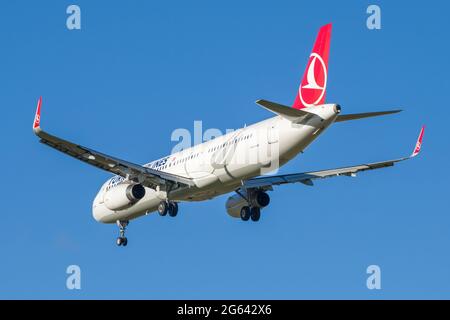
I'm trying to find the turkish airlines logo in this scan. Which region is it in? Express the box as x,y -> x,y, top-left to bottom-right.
299,52 -> 327,107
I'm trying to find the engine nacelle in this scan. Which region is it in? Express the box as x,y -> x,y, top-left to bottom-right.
225,190 -> 270,218
225,193 -> 249,218
104,183 -> 146,211
254,191 -> 270,208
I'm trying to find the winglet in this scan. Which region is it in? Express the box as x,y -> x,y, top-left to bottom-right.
33,97 -> 42,132
411,126 -> 425,158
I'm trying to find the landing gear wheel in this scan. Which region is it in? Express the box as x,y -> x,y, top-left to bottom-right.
250,207 -> 261,222
116,220 -> 129,247
116,237 -> 128,246
168,202 -> 179,217
240,206 -> 251,221
158,201 -> 168,216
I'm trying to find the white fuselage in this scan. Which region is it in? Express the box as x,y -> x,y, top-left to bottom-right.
92,104 -> 339,223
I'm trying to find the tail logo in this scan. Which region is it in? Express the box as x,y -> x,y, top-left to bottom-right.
299,53 -> 328,107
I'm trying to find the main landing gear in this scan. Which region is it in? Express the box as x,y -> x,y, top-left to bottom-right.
239,190 -> 269,222
116,220 -> 129,247
157,201 -> 179,217
240,206 -> 261,222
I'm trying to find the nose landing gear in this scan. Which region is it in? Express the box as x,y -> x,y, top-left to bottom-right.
116,220 -> 129,247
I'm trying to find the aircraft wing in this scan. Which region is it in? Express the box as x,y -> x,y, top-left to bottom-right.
244,126 -> 425,189
32,98 -> 195,189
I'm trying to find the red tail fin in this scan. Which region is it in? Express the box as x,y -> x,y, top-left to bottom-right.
292,24 -> 332,110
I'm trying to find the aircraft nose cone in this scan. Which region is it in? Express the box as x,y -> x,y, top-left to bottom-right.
92,200 -> 108,223
92,205 -> 102,222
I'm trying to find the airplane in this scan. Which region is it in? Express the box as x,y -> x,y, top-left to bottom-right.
33,24 -> 425,247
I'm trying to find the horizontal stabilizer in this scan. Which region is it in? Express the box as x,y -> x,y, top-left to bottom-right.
256,99 -> 315,121
335,110 -> 402,122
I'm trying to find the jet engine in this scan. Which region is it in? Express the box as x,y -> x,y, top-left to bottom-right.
225,193 -> 249,218
104,183 -> 146,211
225,190 -> 270,218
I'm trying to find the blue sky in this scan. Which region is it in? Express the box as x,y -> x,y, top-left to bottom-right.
0,0 -> 449,299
